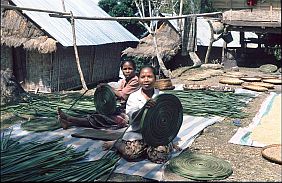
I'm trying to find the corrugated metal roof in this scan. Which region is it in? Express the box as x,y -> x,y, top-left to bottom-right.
11,0 -> 139,47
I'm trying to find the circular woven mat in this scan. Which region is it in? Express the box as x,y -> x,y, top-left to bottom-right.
94,84 -> 116,115
241,83 -> 268,92
240,77 -> 261,82
183,84 -> 206,91
262,78 -> 282,84
21,117 -> 61,132
219,78 -> 244,85
206,85 -> 235,92
167,151 -> 233,180
223,72 -> 247,78
249,82 -> 274,89
141,94 -> 183,147
261,144 -> 282,164
259,75 -> 279,80
259,64 -> 278,73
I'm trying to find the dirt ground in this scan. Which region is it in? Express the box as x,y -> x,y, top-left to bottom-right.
107,66 -> 282,182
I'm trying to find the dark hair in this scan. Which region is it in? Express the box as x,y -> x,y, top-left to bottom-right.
138,65 -> 157,78
120,60 -> 136,70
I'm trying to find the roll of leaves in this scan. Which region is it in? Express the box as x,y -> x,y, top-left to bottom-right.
141,94 -> 183,147
94,84 -> 116,115
21,117 -> 61,132
167,151 -> 233,180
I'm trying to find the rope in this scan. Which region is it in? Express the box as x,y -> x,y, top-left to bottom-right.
167,151 -> 233,180
94,84 -> 116,115
140,93 -> 183,147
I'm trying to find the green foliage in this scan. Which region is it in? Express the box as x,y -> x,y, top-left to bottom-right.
98,0 -> 146,38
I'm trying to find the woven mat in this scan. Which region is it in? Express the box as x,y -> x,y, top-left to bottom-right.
261,144 -> 282,164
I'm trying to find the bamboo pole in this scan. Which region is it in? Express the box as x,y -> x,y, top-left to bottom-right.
70,11 -> 88,91
49,11 -> 223,21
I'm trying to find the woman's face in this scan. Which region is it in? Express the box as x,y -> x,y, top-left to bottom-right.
122,62 -> 135,79
139,67 -> 156,90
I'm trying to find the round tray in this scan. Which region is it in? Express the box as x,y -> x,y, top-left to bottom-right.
241,83 -> 268,92
261,144 -> 282,164
219,78 -> 244,85
262,78 -> 282,84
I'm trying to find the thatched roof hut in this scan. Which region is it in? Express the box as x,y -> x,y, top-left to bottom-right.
1,0 -> 139,93
122,22 -> 181,63
1,9 -> 57,53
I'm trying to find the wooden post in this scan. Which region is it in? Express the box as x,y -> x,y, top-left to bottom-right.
181,17 -> 189,56
70,11 -> 88,90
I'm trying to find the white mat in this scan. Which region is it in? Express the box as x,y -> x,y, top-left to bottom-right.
3,115 -> 224,181
228,92 -> 279,147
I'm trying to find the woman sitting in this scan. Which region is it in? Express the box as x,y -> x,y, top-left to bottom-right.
103,65 -> 181,164
57,60 -> 140,130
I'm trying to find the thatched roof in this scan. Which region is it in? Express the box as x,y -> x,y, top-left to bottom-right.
122,22 -> 181,62
1,8 -> 57,53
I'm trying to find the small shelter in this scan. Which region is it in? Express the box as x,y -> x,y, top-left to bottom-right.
1,0 -> 139,93
122,22 -> 181,64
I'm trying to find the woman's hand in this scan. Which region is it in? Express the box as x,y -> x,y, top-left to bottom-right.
144,99 -> 157,108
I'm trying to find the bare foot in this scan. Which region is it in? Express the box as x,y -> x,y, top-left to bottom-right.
57,107 -> 68,120
58,116 -> 70,130
102,141 -> 115,151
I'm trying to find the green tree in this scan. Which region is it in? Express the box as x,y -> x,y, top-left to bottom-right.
98,0 -> 146,38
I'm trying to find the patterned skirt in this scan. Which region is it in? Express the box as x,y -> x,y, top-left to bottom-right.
118,139 -> 172,164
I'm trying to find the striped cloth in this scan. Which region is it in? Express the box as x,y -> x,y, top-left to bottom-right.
3,115 -> 223,181
229,92 -> 280,147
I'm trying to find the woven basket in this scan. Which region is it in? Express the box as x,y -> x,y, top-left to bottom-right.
249,82 -> 274,89
262,78 -> 282,84
241,83 -> 268,92
154,79 -> 175,90
261,144 -> 282,164
240,77 -> 261,82
219,78 -> 244,85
